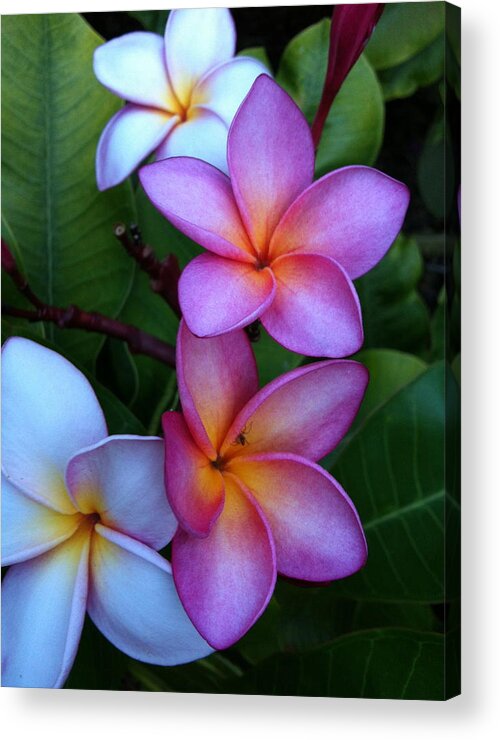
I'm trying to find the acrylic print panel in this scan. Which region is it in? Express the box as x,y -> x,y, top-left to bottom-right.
1,2 -> 460,699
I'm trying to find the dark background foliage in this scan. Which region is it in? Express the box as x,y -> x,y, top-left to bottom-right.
2,3 -> 461,699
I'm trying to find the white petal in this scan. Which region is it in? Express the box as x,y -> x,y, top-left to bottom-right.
165,8 -> 236,108
88,525 -> 212,665
155,108 -> 229,174
1,338 -> 107,514
94,31 -> 180,112
1,474 -> 83,566
65,435 -> 176,551
192,57 -> 271,127
96,104 -> 179,190
1,527 -> 90,688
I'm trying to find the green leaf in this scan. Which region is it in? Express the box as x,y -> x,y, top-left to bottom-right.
128,9 -> 169,34
238,46 -> 272,72
378,35 -> 445,101
365,2 -> 445,71
355,234 -> 430,354
418,113 -> 455,219
128,653 -> 243,693
328,363 -> 460,603
1,14 -> 136,369
228,629 -> 446,700
252,327 -> 303,387
277,19 -> 384,176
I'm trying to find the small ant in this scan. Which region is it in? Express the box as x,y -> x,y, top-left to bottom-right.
231,422 -> 253,447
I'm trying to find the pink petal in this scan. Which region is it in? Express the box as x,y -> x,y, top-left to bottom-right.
96,104 -> 178,190
88,524 -> 212,665
155,107 -> 229,174
192,56 -> 270,127
228,453 -> 367,581
163,412 -> 225,537
269,166 -> 410,278
139,157 -> 255,262
1,525 -> 90,688
176,320 -> 259,458
220,359 -> 368,463
262,253 -> 364,357
178,253 -> 276,338
165,8 -> 236,109
93,31 -> 180,112
172,473 -> 276,649
65,436 -> 176,550
227,75 -> 314,255
2,337 -> 106,515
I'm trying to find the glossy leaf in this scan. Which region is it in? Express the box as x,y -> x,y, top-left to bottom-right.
378,35 -> 444,101
328,363 -> 460,603
128,9 -> 169,34
355,234 -> 430,353
277,19 -> 384,176
365,1 -> 445,71
1,14 -> 135,368
229,629 -> 447,699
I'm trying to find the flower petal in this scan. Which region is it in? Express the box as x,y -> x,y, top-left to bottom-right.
139,157 -> 255,262
96,104 -> 178,190
172,473 -> 276,649
269,166 -> 410,278
192,56 -> 270,127
94,32 -> 180,112
221,359 -> 368,463
179,253 -> 276,338
65,436 -> 176,550
227,75 -> 314,255
155,107 -> 229,174
228,453 -> 367,581
163,412 -> 225,537
1,525 -> 90,688
176,320 -> 259,457
2,475 -> 83,566
165,8 -> 236,108
1,337 -> 106,514
262,253 -> 364,357
88,524 -> 212,665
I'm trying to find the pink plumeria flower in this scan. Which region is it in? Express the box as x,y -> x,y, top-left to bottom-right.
94,8 -> 269,189
163,321 -> 368,649
1,338 -> 211,689
140,75 -> 410,359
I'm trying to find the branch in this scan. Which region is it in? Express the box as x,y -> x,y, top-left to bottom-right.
114,223 -> 181,317
1,239 -> 176,368
311,3 -> 385,149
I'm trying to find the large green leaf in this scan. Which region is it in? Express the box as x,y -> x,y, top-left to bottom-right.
277,20 -> 384,176
229,629 -> 447,700
418,113 -> 455,219
365,2 -> 445,71
1,14 -> 135,369
355,234 -> 430,354
328,363 -> 460,603
378,35 -> 445,101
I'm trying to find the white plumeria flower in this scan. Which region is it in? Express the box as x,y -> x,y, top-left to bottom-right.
1,337 -> 211,688
94,7 -> 270,190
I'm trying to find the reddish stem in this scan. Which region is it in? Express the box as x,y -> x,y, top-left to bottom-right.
114,223 -> 181,317
2,239 -> 176,368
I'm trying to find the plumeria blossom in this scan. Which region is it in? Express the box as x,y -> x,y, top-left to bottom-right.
140,75 -> 410,359
1,337 -> 211,689
163,321 -> 368,649
94,8 -> 269,189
